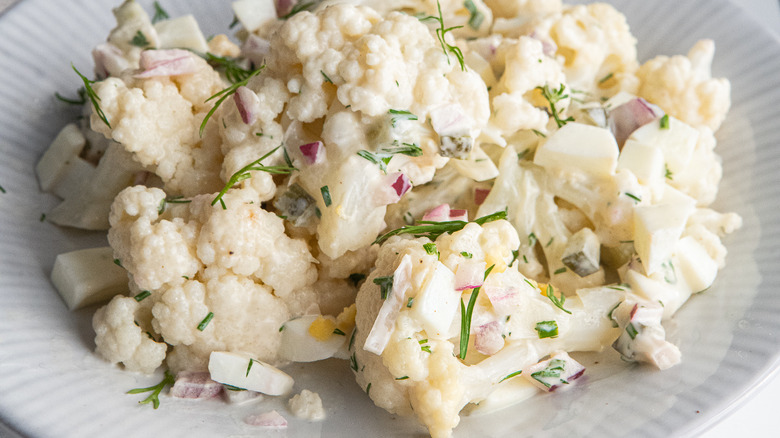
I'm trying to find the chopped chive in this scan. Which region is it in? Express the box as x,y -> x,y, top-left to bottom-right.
333,328 -> 346,336
499,370 -> 522,383
598,72 -> 614,84
545,284 -> 571,314
373,276 -> 394,300
659,114 -> 670,129
197,312 -> 214,331
534,320 -> 558,339
152,1 -> 169,23
553,267 -> 566,275
624,192 -> 642,203
134,291 -> 152,302
131,30 -> 150,48
321,70 -> 333,84
395,376 -> 409,380
406,297 -> 414,308
320,186 -> 332,207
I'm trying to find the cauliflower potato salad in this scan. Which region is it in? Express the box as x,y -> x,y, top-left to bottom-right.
38,0 -> 742,436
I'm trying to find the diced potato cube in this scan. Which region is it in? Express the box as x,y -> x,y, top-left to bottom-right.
633,187 -> 695,275
618,139 -> 664,186
533,122 -> 618,177
208,351 -> 294,396
36,124 -> 90,193
154,15 -> 209,53
628,115 -> 699,176
675,236 -> 718,293
232,0 -> 277,33
51,247 -> 128,310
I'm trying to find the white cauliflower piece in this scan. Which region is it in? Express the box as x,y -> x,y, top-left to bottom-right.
637,39 -> 731,131
105,185 -> 318,369
484,0 -> 562,18
91,55 -> 225,197
93,295 -> 167,374
288,389 -> 326,421
534,3 -> 639,96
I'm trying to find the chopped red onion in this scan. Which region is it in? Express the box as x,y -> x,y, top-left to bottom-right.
299,141 -> 324,165
422,204 -> 451,222
474,321 -> 505,356
607,98 -> 664,148
233,86 -> 257,125
483,284 -> 522,316
135,49 -> 200,78
390,173 -> 411,197
170,372 -> 223,399
449,209 -> 468,222
241,35 -> 271,67
474,188 -> 490,206
275,0 -> 297,17
529,32 -> 557,57
454,259 -> 486,291
92,43 -> 128,79
245,410 -> 288,428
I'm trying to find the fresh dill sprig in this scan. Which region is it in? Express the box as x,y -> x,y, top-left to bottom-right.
374,209 -> 506,245
545,284 -> 571,314
71,64 -> 111,128
420,1 -> 465,71
199,66 -> 264,137
459,264 -> 495,359
202,52 -> 255,84
126,370 -> 175,409
536,84 -> 574,128
282,1 -> 316,19
463,0 -> 484,30
55,87 -> 87,105
211,146 -> 295,209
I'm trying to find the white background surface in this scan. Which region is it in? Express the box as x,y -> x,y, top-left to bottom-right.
0,0 -> 777,437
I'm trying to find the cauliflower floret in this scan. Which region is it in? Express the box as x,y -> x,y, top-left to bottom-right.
484,0 -> 562,18
93,295 -> 167,374
105,185 -> 318,369
488,36 -> 567,135
91,54 -> 225,197
288,389 -> 326,421
534,3 -> 639,96
637,39 -> 730,131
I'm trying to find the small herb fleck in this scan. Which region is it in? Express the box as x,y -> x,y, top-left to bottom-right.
460,251 -> 473,259
553,267 -> 566,275
134,291 -> 152,302
659,114 -> 670,130
463,0 -> 484,30
423,242 -> 439,258
598,72 -> 614,84
406,297 -> 414,308
152,1 -> 169,23
624,192 -> 642,204
321,70 -> 333,84
536,84 -> 574,127
499,370 -> 522,383
126,370 -> 175,409
348,273 -> 366,287
534,320 -> 559,339
320,185 -> 332,207
131,31 -> 150,48
197,312 -> 214,331
373,275 -> 394,300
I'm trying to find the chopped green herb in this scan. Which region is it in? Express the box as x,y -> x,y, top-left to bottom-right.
374,210 -> 506,245
348,273 -> 366,287
460,251 -> 473,259
283,1 -> 315,19
523,255 -> 529,263
406,297 -> 414,308
463,0 -> 484,30
349,328 -> 357,351
201,52 -> 255,84
508,248 -> 520,267
246,358 -> 256,377
534,320 -> 558,339
197,312 -> 214,331
320,185 -> 332,207
420,1 -> 465,71
388,109 -> 419,127
607,302 -> 621,327
0,186 -> 5,194
624,192 -> 642,204
200,66 -> 264,137
553,267 -> 566,275
134,291 -> 151,302
321,70 -> 333,84
366,382 -> 372,395
499,370 -> 523,383
664,163 -> 674,180
157,195 -> 191,214
39,213 -> 46,222
546,237 -> 554,247
127,370 -> 175,409
530,358 -> 566,388
517,148 -> 531,160
598,72 -> 614,84
229,15 -> 239,29
350,352 -> 358,371
113,258 -> 123,268
224,384 -> 246,391
661,260 -> 677,284
152,1 -> 169,23
523,278 -> 535,289
71,64 -> 111,128
131,31 -> 150,48
626,322 -> 638,340
395,376 -> 409,380
528,232 -> 538,247
545,285 -> 571,314
333,328 -> 346,336
373,275 -> 394,300
357,141 -> 422,173
531,129 -> 546,138
459,265 -> 495,359
279,325 -> 285,332
423,242 -> 439,257
55,87 -> 87,105
659,114 -> 670,130
211,145 -> 294,209
536,84 -> 574,128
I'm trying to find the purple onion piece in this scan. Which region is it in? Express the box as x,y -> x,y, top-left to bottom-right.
135,49 -> 200,78
233,86 -> 256,125
607,97 -> 664,148
170,371 -> 223,399
299,141 -> 324,165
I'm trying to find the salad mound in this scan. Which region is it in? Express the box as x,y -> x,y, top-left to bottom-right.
39,0 -> 741,436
